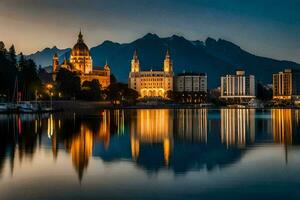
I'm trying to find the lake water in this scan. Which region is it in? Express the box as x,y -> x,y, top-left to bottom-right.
0,109 -> 300,200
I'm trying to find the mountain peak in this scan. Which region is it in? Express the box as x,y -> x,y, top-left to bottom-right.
205,37 -> 217,46
142,33 -> 160,40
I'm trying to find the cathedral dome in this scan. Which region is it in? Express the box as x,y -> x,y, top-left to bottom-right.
71,31 -> 91,57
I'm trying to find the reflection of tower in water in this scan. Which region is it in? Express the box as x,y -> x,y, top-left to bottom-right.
130,109 -> 173,165
174,109 -> 208,142
221,109 -> 255,148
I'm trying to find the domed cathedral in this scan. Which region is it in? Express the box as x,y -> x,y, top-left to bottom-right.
128,50 -> 174,99
52,31 -> 110,89
70,31 -> 93,74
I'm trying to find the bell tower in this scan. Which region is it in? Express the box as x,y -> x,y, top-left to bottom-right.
164,49 -> 173,73
131,50 -> 140,72
52,53 -> 59,73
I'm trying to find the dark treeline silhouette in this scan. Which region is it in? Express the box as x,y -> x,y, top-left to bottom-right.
0,42 -> 42,101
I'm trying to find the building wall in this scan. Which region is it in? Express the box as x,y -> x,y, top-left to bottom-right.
129,71 -> 173,98
70,55 -> 93,74
175,74 -> 207,92
220,70 -> 256,99
273,69 -> 300,100
80,73 -> 110,89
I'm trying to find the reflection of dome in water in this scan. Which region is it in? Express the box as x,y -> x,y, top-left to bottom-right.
71,31 -> 91,57
70,125 -> 93,181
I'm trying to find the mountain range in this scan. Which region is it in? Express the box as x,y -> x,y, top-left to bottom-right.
26,33 -> 300,87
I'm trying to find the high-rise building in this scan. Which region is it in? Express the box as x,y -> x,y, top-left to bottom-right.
273,69 -> 300,100
220,69 -> 256,101
128,50 -> 174,98
175,72 -> 207,92
52,31 -> 110,89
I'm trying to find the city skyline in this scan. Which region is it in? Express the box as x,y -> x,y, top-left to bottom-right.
0,0 -> 299,63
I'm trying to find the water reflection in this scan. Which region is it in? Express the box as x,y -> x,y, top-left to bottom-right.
130,109 -> 173,165
1,109 -> 300,181
271,109 -> 300,145
174,109 -> 208,142
221,109 -> 255,148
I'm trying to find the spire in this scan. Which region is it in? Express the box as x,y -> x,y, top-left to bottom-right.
165,49 -> 170,59
164,49 -> 172,72
104,59 -> 110,70
78,29 -> 83,43
133,50 -> 138,60
131,50 -> 140,72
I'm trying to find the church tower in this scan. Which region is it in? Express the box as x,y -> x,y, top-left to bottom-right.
131,50 -> 140,72
163,50 -> 173,73
52,53 -> 59,73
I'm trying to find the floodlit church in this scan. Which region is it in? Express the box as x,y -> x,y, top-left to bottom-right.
128,50 -> 174,98
52,31 -> 110,89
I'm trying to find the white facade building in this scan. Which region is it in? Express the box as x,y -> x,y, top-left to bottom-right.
220,70 -> 255,100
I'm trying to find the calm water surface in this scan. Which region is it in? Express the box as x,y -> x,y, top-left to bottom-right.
0,109 -> 300,200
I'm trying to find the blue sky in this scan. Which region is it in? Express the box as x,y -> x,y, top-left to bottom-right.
0,0 -> 299,62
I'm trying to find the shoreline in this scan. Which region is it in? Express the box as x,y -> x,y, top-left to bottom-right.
1,100 -> 298,114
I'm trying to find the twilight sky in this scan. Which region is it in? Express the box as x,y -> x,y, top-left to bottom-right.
0,0 -> 299,62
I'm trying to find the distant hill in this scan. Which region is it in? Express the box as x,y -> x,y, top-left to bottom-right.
27,33 -> 300,87
26,46 -> 70,67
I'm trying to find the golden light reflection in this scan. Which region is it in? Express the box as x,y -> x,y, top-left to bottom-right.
130,109 -> 173,165
70,124 -> 93,181
97,110 -> 111,149
174,109 -> 208,142
47,114 -> 54,138
113,110 -> 125,135
221,109 -> 255,148
272,109 -> 292,144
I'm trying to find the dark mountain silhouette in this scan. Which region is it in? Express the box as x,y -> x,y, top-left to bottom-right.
26,46 -> 70,67
26,33 -> 300,87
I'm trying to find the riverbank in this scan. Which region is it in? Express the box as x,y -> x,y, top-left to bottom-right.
1,101 -> 298,114
50,101 -> 300,111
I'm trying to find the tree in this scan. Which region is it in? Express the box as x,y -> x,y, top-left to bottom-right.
0,41 -> 6,55
56,68 -> 81,99
107,83 -> 138,104
110,74 -> 117,84
8,45 -> 17,66
18,58 -> 42,100
80,80 -> 102,101
0,42 -> 17,99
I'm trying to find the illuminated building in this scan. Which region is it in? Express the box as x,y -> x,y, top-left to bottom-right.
220,109 -> 255,148
128,50 -> 174,98
220,70 -> 256,101
175,72 -> 207,92
273,69 -> 300,100
52,31 -> 110,89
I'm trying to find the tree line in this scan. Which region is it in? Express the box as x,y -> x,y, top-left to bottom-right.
0,42 -> 41,101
